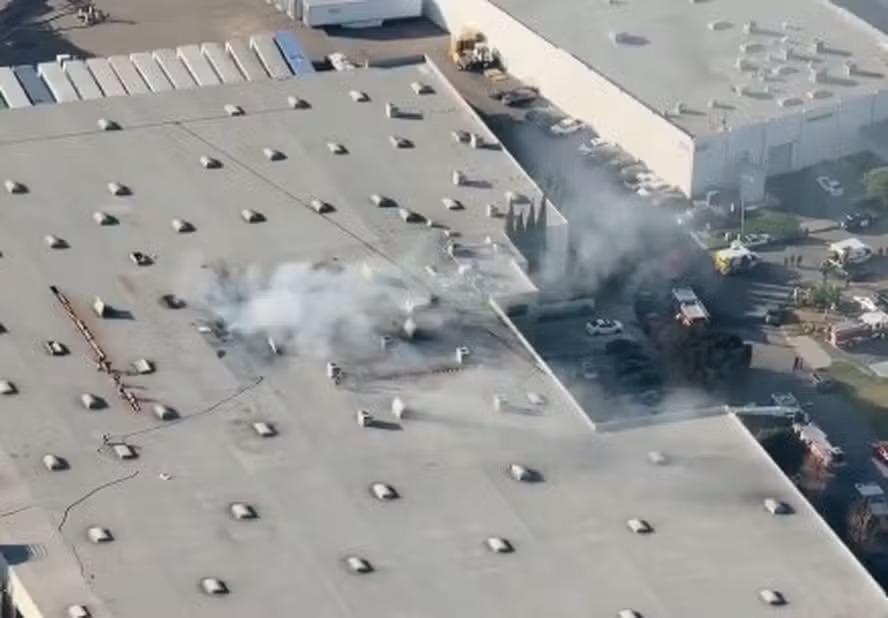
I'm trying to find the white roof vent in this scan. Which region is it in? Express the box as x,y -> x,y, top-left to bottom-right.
97,118 -> 120,131
411,81 -> 433,94
230,502 -> 257,520
43,454 -> 68,471
389,135 -> 412,149
311,199 -> 334,214
349,89 -> 369,102
452,170 -> 465,186
391,396 -> 407,419
451,129 -> 470,143
199,155 -> 222,169
171,218 -> 195,233
771,64 -> 794,77
4,179 -> 26,194
44,234 -> 68,249
80,393 -> 105,410
809,67 -> 827,83
113,444 -> 137,460
777,46 -> 793,61
672,102 -> 687,115
287,95 -> 310,109
648,450 -> 668,465
759,589 -> 786,606
152,403 -> 178,421
384,102 -> 399,118
356,409 -> 374,427
732,84 -> 750,96
844,60 -> 857,76
129,251 -> 153,266
527,392 -> 546,406
0,380 -> 17,395
67,605 -> 91,618
263,147 -> 285,161
743,20 -> 757,34
627,518 -> 653,534
617,611 -> 643,618
224,103 -> 244,116
809,38 -> 824,54
707,20 -> 730,31
492,393 -> 508,411
93,210 -> 116,225
370,193 -> 394,208
87,526 -> 113,543
509,463 -> 540,482
735,57 -> 754,71
200,577 -> 229,595
485,536 -> 514,553
327,142 -> 348,154
345,555 -> 373,573
93,297 -> 110,318
456,346 -> 471,366
763,498 -> 792,515
739,42 -> 762,53
486,204 -> 499,218
398,208 -> 423,223
778,96 -> 803,107
132,358 -> 154,374
442,197 -> 464,211
370,482 -> 399,501
240,208 -> 265,223
107,181 -> 130,196
609,31 -> 635,45
807,89 -> 832,99
44,340 -> 68,356
252,421 -> 277,438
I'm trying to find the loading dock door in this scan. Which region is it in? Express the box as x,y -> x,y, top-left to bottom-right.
767,142 -> 795,175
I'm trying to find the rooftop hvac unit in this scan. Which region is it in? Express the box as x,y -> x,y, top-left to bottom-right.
80,393 -> 104,409
809,67 -> 827,83
485,536 -> 514,553
43,454 -> 68,471
107,181 -> 130,196
508,463 -> 539,482
452,170 -> 465,186
763,497 -> 791,515
456,345 -> 471,365
93,211 -> 116,225
201,578 -> 229,595
4,179 -> 26,194
263,147 -> 285,161
391,396 -> 407,419
356,409 -> 374,427
287,96 -> 310,109
743,20 -> 757,34
0,380 -> 16,395
199,155 -> 222,169
311,199 -> 334,213
759,589 -> 786,606
45,234 -> 67,249
844,60 -> 857,76
735,57 -> 753,71
468,132 -> 482,149
345,555 -> 373,574
493,393 -> 508,411
486,204 -> 499,218
224,103 -> 244,117
778,96 -> 803,108
93,297 -> 110,317
626,518 -> 653,534
97,118 -> 120,131
230,502 -> 257,519
252,421 -> 277,437
87,526 -> 113,543
370,482 -> 398,501
411,81 -> 432,95
153,403 -> 178,421
809,38 -> 824,54
67,605 -> 90,618
113,444 -> 137,460
402,317 -> 417,339
385,102 -> 398,118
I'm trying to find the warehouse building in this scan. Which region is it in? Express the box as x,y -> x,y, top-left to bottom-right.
427,0 -> 888,198
0,59 -> 884,618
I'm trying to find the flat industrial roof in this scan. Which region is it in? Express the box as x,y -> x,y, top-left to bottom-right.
0,62 -> 884,618
489,0 -> 888,135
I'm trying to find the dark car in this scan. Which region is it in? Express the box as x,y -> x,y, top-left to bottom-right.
810,372 -> 836,393
763,306 -> 791,326
840,211 -> 878,232
875,289 -> 888,310
501,87 -> 538,107
605,338 -> 644,356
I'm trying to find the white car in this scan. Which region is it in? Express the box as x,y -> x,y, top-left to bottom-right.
549,117 -> 584,136
585,318 -> 623,336
816,175 -> 844,197
578,136 -> 609,154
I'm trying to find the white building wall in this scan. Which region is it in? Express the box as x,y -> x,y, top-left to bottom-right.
425,0 -> 695,195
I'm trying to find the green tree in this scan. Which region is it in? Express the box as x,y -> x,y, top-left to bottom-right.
863,167 -> 888,208
756,427 -> 807,476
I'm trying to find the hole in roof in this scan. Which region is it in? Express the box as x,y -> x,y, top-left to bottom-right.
4,179 -> 26,194
159,293 -> 186,309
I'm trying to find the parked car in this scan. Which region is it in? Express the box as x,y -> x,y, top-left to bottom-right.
840,211 -> 878,231
501,87 -> 538,107
327,52 -> 356,71
585,318 -> 623,336
763,305 -> 791,326
578,136 -> 610,155
737,233 -> 772,248
549,117 -> 584,135
816,175 -> 844,197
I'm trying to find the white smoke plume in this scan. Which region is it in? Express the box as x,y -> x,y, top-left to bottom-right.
178,257 -> 418,360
